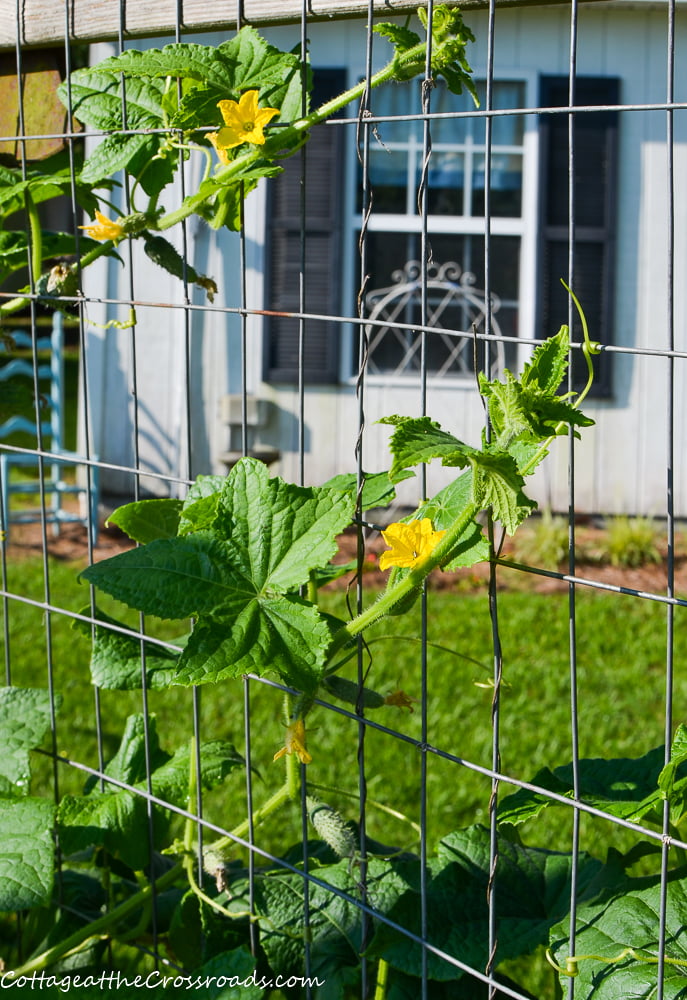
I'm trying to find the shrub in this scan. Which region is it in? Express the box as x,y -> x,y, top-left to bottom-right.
604,515 -> 662,568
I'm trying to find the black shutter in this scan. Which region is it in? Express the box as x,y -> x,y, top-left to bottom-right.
538,76 -> 619,396
264,68 -> 346,384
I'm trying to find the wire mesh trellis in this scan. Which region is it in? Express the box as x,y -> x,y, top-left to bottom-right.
1,1 -> 687,998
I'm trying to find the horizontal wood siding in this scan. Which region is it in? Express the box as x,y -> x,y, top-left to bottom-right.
3,0 -> 624,51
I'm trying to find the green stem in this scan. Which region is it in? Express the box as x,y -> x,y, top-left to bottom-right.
216,781 -> 293,849
155,38 -> 428,235
10,861 -> 184,976
25,190 -> 43,289
0,295 -> 34,319
374,959 -> 390,1000
308,781 -> 422,841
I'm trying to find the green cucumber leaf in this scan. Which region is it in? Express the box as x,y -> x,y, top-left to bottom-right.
214,457 -> 354,594
95,714 -> 169,788
106,498 -> 184,543
424,6 -> 479,103
658,723 -> 687,803
59,69 -> 166,131
60,716 -> 243,868
368,825 -> 603,981
183,474 -> 226,505
0,686 -> 61,796
520,326 -> 570,395
0,797 -> 56,909
193,948 -> 264,1000
79,132 -> 158,186
71,605 -> 185,691
232,857 -> 408,989
308,558 -> 358,589
79,532 -> 252,620
549,876 -> 687,999
89,43 -> 238,91
174,594 -> 335,691
179,474 -> 226,533
0,231 -> 100,281
0,165 -> 75,213
144,739 -> 244,807
81,459 -> 354,689
217,27 -> 302,100
479,328 -> 594,451
58,792 -> 149,870
375,23 -> 422,55
498,745 -> 687,829
380,415 -> 478,483
322,469 -> 408,511
470,448 -> 536,535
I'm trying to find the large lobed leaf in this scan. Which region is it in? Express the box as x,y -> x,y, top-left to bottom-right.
368,825 -> 603,982
497,744 -> 687,830
81,458 -> 354,690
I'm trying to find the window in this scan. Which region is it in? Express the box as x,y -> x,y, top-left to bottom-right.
354,79 -> 526,380
263,73 -> 619,391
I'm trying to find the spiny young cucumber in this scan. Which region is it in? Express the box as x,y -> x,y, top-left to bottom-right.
322,675 -> 386,710
306,796 -> 357,859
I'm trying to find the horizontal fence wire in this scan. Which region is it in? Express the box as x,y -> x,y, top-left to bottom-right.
0,1 -> 685,998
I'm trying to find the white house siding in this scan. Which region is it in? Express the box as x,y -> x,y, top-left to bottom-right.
84,6 -> 687,518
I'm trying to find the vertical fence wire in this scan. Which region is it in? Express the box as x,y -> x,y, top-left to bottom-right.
417,0 -> 433,986
658,3 -> 677,997
0,1 -> 686,996
565,4 -> 581,999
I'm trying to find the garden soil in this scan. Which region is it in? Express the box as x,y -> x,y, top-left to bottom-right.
4,508 -> 687,596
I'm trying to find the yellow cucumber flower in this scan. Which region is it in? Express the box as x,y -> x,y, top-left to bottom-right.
378,518 -> 447,572
79,211 -> 125,242
209,90 -> 279,161
273,717 -> 312,765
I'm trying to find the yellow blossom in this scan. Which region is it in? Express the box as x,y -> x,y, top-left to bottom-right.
78,210 -> 125,242
384,690 -> 418,713
273,718 -> 312,766
378,518 -> 446,572
208,90 -> 279,161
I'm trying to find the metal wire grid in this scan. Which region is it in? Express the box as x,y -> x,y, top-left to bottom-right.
0,0 -> 684,997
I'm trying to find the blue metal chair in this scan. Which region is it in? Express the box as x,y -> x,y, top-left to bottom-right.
0,313 -> 99,546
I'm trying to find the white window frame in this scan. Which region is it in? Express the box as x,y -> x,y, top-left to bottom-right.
340,69 -> 540,386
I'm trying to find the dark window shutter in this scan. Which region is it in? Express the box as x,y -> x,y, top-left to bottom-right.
538,76 -> 619,396
264,69 -> 346,384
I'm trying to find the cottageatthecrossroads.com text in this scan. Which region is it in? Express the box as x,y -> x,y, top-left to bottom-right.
0,971 -> 325,992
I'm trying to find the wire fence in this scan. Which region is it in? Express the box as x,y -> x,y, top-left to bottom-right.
1,1 -> 686,998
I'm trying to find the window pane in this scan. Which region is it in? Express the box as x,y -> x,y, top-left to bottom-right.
471,152 -> 523,216
425,151 -> 465,214
367,147 -> 408,213
360,79 -> 526,218
359,233 -> 519,376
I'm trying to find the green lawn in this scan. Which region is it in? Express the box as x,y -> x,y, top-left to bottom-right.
2,553 -> 683,862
